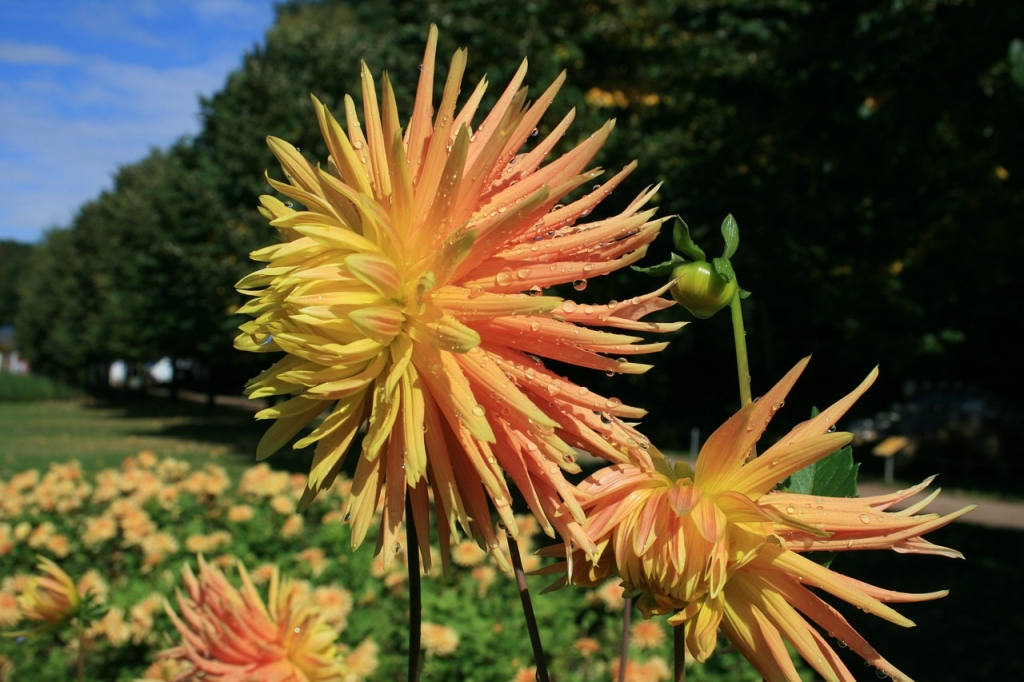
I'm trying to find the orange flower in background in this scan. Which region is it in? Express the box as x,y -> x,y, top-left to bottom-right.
8,556 -> 80,633
161,556 -> 346,681
541,358 -> 973,682
235,24 -> 681,568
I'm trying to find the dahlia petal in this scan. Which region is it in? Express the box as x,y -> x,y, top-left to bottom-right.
348,306 -> 405,344
311,94 -> 373,198
255,398 -> 328,461
727,431 -> 853,498
344,252 -> 402,299
785,366 -> 879,443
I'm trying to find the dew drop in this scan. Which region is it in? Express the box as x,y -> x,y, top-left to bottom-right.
294,626 -> 302,634
562,300 -> 578,313
531,127 -> 539,137
495,269 -> 514,286
393,542 -> 402,554
344,512 -> 352,522
284,201 -> 294,208
517,268 -> 531,279
527,285 -> 543,297
859,513 -> 872,524
531,321 -> 541,332
786,505 -> 795,514
353,140 -> 364,150
472,405 -> 486,417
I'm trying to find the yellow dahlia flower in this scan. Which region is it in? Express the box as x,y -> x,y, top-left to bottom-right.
161,556 -> 345,681
10,556 -> 80,632
235,25 -> 679,567
540,358 -> 973,682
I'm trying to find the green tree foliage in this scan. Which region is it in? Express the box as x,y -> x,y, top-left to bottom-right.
0,240 -> 34,328
11,0 -> 1022,445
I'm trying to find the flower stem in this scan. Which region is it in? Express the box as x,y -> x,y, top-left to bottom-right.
729,293 -> 751,407
406,497 -> 422,682
619,598 -> 632,682
674,625 -> 687,682
506,529 -> 550,682
75,618 -> 85,682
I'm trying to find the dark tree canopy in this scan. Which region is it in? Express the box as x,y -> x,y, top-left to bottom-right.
9,0 -> 1022,449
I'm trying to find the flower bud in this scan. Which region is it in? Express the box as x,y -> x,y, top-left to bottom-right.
669,262 -> 737,318
17,557 -> 81,626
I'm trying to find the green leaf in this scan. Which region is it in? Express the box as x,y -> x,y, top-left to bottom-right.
672,218 -> 706,262
785,442 -> 859,499
631,252 -> 686,277
712,257 -> 736,283
720,214 -> 739,259
739,287 -> 752,299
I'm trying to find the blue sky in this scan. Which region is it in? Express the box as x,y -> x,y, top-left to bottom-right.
0,0 -> 278,243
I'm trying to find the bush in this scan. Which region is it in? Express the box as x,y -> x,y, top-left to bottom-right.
0,373 -> 79,402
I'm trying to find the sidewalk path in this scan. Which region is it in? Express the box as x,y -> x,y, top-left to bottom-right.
857,482 -> 1022,530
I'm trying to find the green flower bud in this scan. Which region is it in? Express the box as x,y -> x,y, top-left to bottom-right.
670,262 -> 738,318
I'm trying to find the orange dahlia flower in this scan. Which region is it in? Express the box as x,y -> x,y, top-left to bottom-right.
235,25 -> 679,568
540,358 -> 973,682
161,556 -> 345,681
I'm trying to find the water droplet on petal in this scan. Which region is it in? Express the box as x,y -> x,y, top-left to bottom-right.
531,127 -> 539,137
573,279 -> 587,291
472,405 -> 486,417
469,286 -> 486,299
859,513 -> 872,524
496,269 -> 514,286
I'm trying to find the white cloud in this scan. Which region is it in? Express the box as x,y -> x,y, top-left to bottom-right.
0,0 -> 274,242
0,45 -> 240,241
0,41 -> 75,65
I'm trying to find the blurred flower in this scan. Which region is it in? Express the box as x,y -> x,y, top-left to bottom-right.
184,531 -> 232,555
471,566 -> 496,597
161,556 -> 346,681
451,540 -> 488,568
129,593 -> 165,644
510,666 -> 538,682
311,585 -> 353,629
9,556 -> 80,633
341,639 -> 379,681
141,532 -> 180,571
0,593 -> 19,628
573,637 -> 601,657
235,24 -> 678,569
227,504 -> 255,522
281,514 -> 305,539
86,605 -> 131,647
0,525 -> 11,556
421,622 -> 460,656
543,358 -> 974,681
588,581 -> 625,612
82,515 -> 118,547
630,619 -> 667,650
611,656 -> 671,682
76,570 -> 109,606
296,547 -> 329,577
27,522 -> 55,549
140,658 -> 191,681
271,494 -> 295,515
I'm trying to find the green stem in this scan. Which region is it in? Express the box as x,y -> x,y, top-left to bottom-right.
75,618 -> 85,682
729,293 -> 751,408
406,497 -> 422,682
506,530 -> 550,682
619,598 -> 632,682
674,625 -> 686,682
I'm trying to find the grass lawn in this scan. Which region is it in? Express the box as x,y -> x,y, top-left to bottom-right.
0,394 -> 291,479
